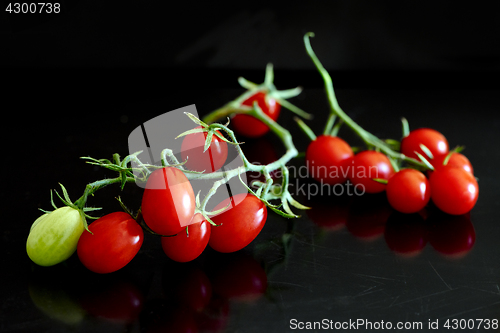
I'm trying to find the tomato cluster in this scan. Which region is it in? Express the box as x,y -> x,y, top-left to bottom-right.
305,127 -> 478,216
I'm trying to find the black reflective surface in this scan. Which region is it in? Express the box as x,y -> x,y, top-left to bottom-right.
3,84 -> 499,332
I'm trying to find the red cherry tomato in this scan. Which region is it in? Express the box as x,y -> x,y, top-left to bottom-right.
209,193 -> 267,253
384,212 -> 428,257
401,128 -> 449,160
181,126 -> 228,173
231,91 -> 281,138
77,212 -> 144,274
429,165 -> 479,215
428,213 -> 475,258
431,152 -> 473,174
305,135 -> 354,185
161,214 -> 211,263
386,168 -> 431,214
141,167 -> 196,236
348,150 -> 395,194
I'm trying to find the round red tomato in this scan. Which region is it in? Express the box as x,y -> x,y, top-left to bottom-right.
77,212 -> 144,274
161,214 -> 211,263
386,168 -> 431,214
141,167 -> 196,236
401,128 -> 449,160
431,152 -> 473,174
348,150 -> 395,194
231,91 -> 281,138
181,126 -> 228,173
209,193 -> 267,253
429,165 -> 479,215
305,135 -> 354,185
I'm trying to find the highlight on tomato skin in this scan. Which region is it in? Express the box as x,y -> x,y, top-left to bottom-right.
400,128 -> 449,160
431,152 -> 474,175
141,167 -> 196,236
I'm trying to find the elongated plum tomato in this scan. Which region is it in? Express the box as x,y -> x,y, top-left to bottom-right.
429,165 -> 479,215
431,152 -> 473,174
77,212 -> 144,274
27,206 -> 84,266
141,167 -> 196,235
161,214 -> 211,262
348,150 -> 395,194
209,193 -> 267,253
386,168 -> 431,214
181,126 -> 228,172
231,91 -> 281,138
400,128 -> 449,160
305,135 -> 354,185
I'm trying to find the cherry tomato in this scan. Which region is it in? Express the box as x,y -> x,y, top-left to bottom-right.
305,135 -> 354,185
428,212 -> 475,258
181,126 -> 228,173
161,214 -> 211,263
384,212 -> 428,257
27,206 -> 84,267
347,150 -> 395,194
141,167 -> 196,235
209,193 -> 267,253
429,165 -> 478,215
231,91 -> 281,138
401,128 -> 449,160
431,152 -> 473,174
77,212 -> 144,274
386,168 -> 431,214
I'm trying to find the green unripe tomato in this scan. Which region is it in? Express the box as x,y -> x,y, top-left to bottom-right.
27,207 -> 85,266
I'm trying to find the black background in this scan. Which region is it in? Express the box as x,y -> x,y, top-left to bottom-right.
2,1 -> 500,332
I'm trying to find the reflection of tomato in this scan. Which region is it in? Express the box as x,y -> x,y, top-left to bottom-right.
161,214 -> 211,263
384,212 -> 428,257
196,295 -> 229,333
306,193 -> 350,231
346,193 -> 393,241
231,91 -> 281,138
210,253 -> 267,303
79,280 -> 144,324
428,213 -> 475,258
141,167 -> 196,235
162,263 -> 212,312
209,193 -> 267,253
181,126 -> 228,173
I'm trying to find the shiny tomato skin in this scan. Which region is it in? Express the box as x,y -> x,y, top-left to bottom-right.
386,168 -> 431,214
401,128 -> 449,160
431,152 -> 473,174
231,91 -> 281,138
306,135 -> 354,185
348,150 -> 395,194
141,167 -> 196,236
77,212 -> 144,274
181,126 -> 228,173
161,214 -> 211,263
209,193 -> 267,253
429,166 -> 479,215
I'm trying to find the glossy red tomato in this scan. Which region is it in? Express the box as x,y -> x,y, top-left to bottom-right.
429,165 -> 479,215
77,212 -> 144,274
141,167 -> 196,236
161,214 -> 211,263
209,193 -> 267,253
348,150 -> 395,194
431,152 -> 473,174
231,91 -> 281,138
181,126 -> 228,173
305,135 -> 354,185
386,168 -> 431,214
401,128 -> 449,160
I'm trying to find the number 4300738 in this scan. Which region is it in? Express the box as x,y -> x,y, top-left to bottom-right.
6,3 -> 60,14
